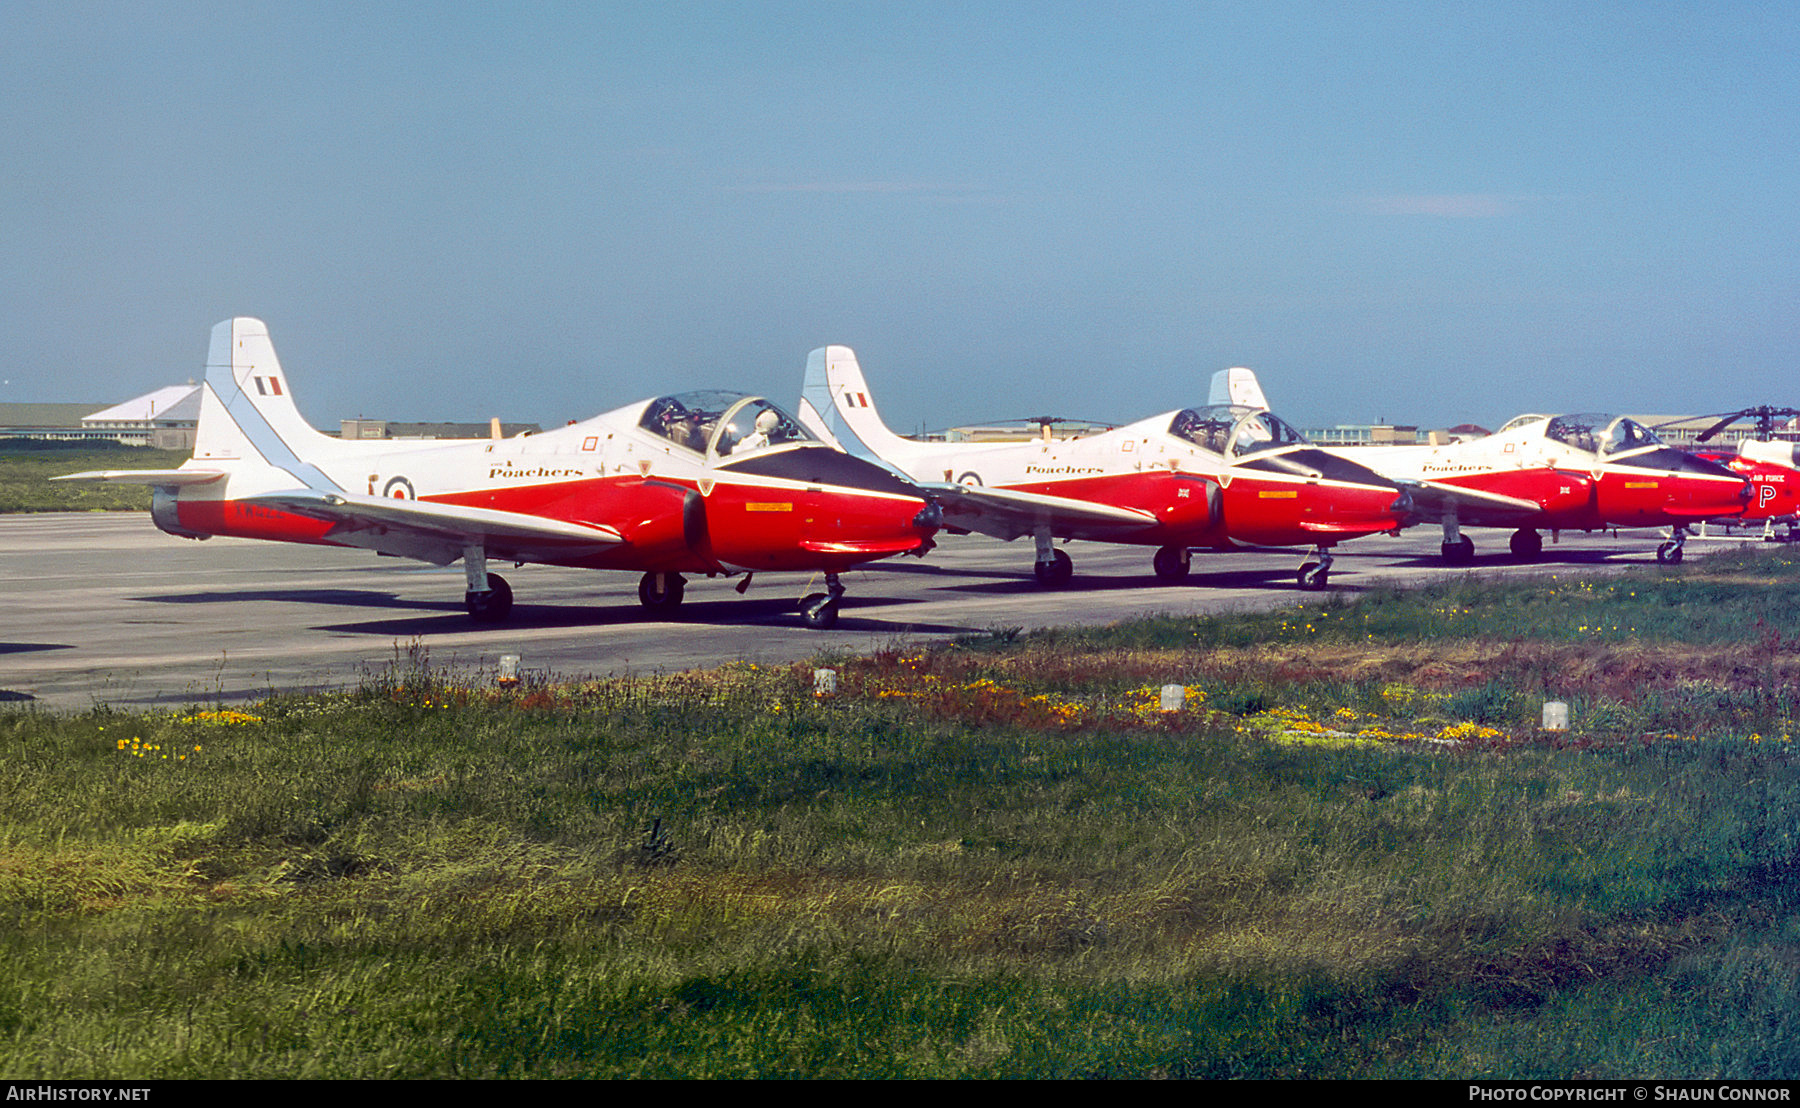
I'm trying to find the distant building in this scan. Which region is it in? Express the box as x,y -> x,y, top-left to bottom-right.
1302,423 -> 1426,446
0,402 -> 109,441
80,384 -> 202,450
4,387 -> 541,450
940,419 -> 1117,443
339,419 -> 542,440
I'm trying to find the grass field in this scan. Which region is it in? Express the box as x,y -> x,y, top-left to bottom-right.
2,547 -> 1798,1078
0,440 -> 189,512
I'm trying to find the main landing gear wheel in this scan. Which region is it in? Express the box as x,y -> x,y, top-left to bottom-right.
1033,548 -> 1074,587
1153,545 -> 1191,582
1509,529 -> 1543,561
1656,541 -> 1684,565
1441,536 -> 1476,565
638,572 -> 686,613
799,574 -> 847,630
465,572 -> 513,623
1296,561 -> 1330,591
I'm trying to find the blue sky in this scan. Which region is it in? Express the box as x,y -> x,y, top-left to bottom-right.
3,1 -> 1796,433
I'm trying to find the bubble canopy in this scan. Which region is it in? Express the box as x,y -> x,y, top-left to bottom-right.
640,391 -> 816,459
1167,405 -> 1307,460
1541,413 -> 1663,457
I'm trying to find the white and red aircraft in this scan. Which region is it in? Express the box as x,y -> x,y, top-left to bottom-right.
1701,439 -> 1800,541
1687,408 -> 1800,542
796,346 -> 1410,589
1341,414 -> 1754,565
1217,366 -> 1753,564
59,318 -> 941,628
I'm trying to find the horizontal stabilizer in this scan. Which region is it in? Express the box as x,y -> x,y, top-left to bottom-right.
240,490 -> 625,548
54,469 -> 226,487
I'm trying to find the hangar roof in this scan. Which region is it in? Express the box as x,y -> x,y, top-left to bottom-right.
82,385 -> 201,425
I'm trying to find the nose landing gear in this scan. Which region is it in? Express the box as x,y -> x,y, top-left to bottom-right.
1656,525 -> 1689,565
1296,549 -> 1333,590
800,574 -> 847,629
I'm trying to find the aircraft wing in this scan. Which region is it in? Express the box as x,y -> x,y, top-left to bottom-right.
922,481 -> 1161,541
1400,479 -> 1544,522
240,490 -> 625,551
54,469 -> 226,486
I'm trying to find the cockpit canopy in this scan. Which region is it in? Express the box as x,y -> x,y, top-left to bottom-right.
1497,414 -> 1552,434
640,391 -> 817,459
1168,405 -> 1308,459
1543,413 -> 1664,457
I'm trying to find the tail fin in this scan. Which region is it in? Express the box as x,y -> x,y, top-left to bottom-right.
1208,366 -> 1270,410
191,318 -> 345,491
797,346 -> 916,471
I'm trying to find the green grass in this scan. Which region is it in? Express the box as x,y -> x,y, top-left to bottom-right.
3,550 -> 1800,1077
0,440 -> 189,512
1031,545 -> 1800,650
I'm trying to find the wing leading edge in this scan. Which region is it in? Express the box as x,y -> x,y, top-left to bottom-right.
243,490 -> 624,560
923,481 -> 1162,541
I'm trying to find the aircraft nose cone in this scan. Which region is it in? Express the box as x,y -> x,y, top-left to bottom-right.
913,502 -> 944,533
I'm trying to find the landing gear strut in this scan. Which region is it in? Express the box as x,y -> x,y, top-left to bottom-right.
1440,517 -> 1475,565
1657,525 -> 1689,565
1032,528 -> 1073,587
463,543 -> 514,623
1153,544 -> 1191,581
465,573 -> 513,622
799,574 -> 846,629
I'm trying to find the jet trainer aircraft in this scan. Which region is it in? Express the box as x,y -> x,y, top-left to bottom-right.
1699,438 -> 1800,540
59,319 -> 941,628
1218,368 -> 1753,565
797,346 -> 1409,589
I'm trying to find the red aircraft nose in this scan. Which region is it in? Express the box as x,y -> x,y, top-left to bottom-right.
1596,462 -> 1749,525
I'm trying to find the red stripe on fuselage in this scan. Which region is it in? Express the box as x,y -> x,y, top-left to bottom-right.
176,499 -> 344,546
438,472 -> 932,572
1002,470 -> 1403,547
175,472 -> 932,574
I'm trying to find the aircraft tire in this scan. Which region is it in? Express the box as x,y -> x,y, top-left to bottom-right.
1033,549 -> 1074,588
1296,563 -> 1329,591
465,573 -> 513,623
1441,537 -> 1475,565
1153,545 -> 1192,581
1656,542 -> 1683,565
1509,529 -> 1543,561
638,572 -> 686,612
799,593 -> 839,630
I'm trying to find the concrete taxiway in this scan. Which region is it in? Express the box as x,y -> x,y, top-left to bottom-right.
2,511 -> 1700,711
